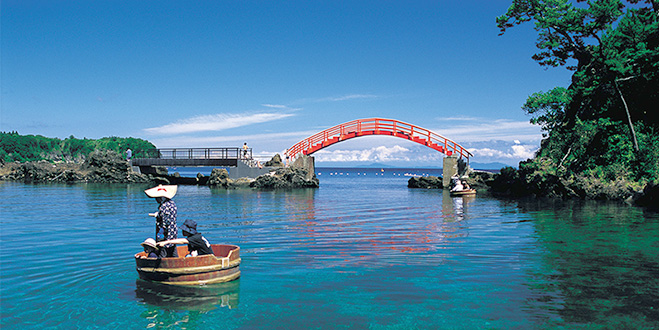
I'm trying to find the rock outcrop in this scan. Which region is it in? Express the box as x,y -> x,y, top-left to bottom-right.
83,150 -> 150,183
0,150 -> 152,183
5,161 -> 85,183
250,167 -> 319,189
407,176 -> 443,189
264,154 -> 285,167
633,181 -> 659,209
407,171 -> 494,192
208,168 -> 242,188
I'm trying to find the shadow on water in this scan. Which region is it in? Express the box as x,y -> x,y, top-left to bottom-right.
134,279 -> 240,311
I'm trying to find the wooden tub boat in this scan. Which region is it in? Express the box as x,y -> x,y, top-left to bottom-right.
450,189 -> 477,196
135,244 -> 241,286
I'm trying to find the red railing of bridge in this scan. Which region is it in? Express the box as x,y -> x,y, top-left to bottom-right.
287,118 -> 473,162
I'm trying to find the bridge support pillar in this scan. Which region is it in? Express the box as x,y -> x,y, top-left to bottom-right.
443,156 -> 458,188
291,155 -> 316,181
229,161 -> 272,179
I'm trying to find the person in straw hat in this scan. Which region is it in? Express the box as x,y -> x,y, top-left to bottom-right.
139,238 -> 160,259
144,185 -> 179,258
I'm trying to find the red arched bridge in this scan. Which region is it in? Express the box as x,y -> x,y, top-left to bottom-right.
287,118 -> 473,162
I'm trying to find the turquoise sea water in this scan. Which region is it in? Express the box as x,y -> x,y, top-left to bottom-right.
1,168 -> 658,329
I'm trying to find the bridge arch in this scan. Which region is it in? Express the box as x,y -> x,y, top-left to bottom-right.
287,118 -> 473,162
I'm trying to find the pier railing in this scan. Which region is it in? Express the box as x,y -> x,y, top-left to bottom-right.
132,148 -> 252,167
287,118 -> 473,162
141,148 -> 251,160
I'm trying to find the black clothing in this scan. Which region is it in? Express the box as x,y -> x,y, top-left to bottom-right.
187,233 -> 214,256
158,245 -> 179,258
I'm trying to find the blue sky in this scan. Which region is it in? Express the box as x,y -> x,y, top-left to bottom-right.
1,0 -> 572,167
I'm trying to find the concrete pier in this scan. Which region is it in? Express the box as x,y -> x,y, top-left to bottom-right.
443,156 -> 458,188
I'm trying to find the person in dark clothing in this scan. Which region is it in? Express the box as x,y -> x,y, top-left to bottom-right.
180,219 -> 214,256
156,219 -> 214,257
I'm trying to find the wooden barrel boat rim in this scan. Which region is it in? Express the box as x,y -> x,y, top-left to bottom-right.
134,244 -> 239,260
137,258 -> 241,275
157,271 -> 241,286
135,243 -> 241,286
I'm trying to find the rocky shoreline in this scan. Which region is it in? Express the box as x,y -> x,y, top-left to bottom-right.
0,150 -> 153,184
407,168 -> 658,209
2,151 -> 655,207
0,150 -> 319,189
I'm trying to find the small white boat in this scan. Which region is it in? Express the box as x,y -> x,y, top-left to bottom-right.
450,189 -> 477,196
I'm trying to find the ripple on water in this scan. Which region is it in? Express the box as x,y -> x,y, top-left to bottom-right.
2,180 -> 659,329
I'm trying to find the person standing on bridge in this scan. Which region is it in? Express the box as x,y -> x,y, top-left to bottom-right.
242,142 -> 249,159
144,184 -> 179,258
126,148 -> 132,161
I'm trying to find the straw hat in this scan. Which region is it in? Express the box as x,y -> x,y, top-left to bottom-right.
141,238 -> 157,249
144,184 -> 177,199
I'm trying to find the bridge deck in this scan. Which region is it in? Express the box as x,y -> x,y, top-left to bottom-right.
132,158 -> 239,167
287,118 -> 473,162
132,148 -> 248,167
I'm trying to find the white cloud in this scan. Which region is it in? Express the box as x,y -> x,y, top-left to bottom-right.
261,104 -> 302,111
144,112 -> 294,135
145,114 -> 543,166
261,104 -> 288,109
431,119 -> 542,142
468,143 -> 537,160
292,94 -> 378,104
314,145 -> 410,162
511,144 -> 536,159
436,116 -> 481,121
322,94 -> 378,102
148,130 -> 318,148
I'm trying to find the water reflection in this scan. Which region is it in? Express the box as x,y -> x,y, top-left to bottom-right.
134,279 -> 240,311
441,192 -> 475,222
518,199 -> 659,328
270,189 -> 475,270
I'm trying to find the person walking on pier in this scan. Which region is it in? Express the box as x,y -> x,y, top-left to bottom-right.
144,185 -> 179,258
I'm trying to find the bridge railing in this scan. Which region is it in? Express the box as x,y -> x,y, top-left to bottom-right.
287,118 -> 473,162
140,148 -> 251,160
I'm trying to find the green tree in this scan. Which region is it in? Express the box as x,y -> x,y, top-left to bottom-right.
498,0 -> 659,181
0,132 -> 157,163
522,87 -> 570,135
498,0 -> 658,127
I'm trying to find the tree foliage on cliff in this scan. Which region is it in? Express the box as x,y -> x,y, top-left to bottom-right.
0,132 -> 156,163
498,0 -> 659,182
